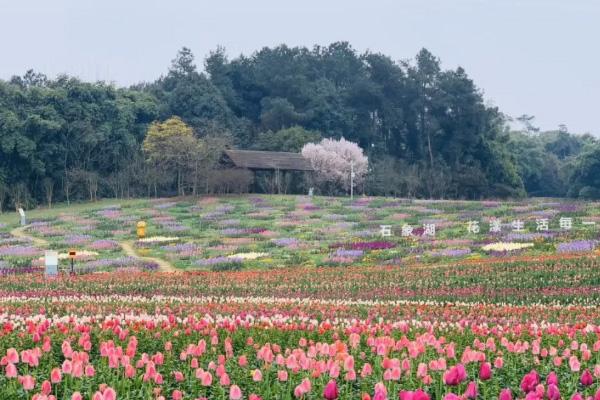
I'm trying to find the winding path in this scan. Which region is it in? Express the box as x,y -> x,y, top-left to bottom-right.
119,241 -> 178,273
9,225 -> 177,273
9,225 -> 49,247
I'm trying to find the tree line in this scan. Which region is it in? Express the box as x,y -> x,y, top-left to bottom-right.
0,42 -> 598,210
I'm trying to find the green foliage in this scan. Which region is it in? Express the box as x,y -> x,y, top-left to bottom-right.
508,130 -> 596,198
568,145 -> 600,199
254,126 -> 321,152
1,43 -> 596,207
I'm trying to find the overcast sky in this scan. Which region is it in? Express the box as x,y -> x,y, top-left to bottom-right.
1,0 -> 598,134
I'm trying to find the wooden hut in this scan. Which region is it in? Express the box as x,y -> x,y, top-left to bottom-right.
222,150 -> 313,193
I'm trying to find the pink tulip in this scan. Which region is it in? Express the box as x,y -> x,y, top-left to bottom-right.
5,363 -> 17,378
294,378 -> 312,398
547,384 -> 560,400
570,393 -> 583,400
443,394 -> 461,400
85,365 -> 95,377
125,364 -> 136,378
41,380 -> 52,395
581,369 -> 594,386
498,389 -> 513,400
174,371 -> 185,382
464,381 -> 478,399
494,357 -> 504,369
201,371 -> 213,386
525,392 -> 541,400
62,359 -> 72,375
172,390 -> 183,400
6,349 -> 19,364
569,356 -> 581,372
252,369 -> 262,382
19,375 -> 35,391
520,370 -> 540,393
277,370 -> 288,382
373,392 -> 387,400
546,371 -> 558,386
229,385 -> 242,400
71,393 -> 83,400
479,362 -> 492,380
323,380 -> 339,400
50,367 -> 62,383
444,364 -> 467,386
399,389 -> 430,400
220,372 -> 230,386
103,388 -> 116,400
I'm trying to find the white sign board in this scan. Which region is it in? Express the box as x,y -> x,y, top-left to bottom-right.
44,251 -> 58,277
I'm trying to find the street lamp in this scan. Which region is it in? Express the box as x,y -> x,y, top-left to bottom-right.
350,160 -> 355,200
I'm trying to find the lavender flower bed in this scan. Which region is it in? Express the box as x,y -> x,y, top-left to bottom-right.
0,245 -> 40,257
334,249 -> 364,258
557,240 -> 596,254
272,238 -> 299,247
503,232 -> 555,241
195,256 -> 242,266
161,243 -> 201,257
64,234 -> 93,245
201,211 -> 227,221
215,205 -> 235,213
96,209 -> 122,219
89,240 -> 120,250
348,241 -> 395,251
81,257 -> 158,272
0,265 -> 44,275
428,248 -> 472,258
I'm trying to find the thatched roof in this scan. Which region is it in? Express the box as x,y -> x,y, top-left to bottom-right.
224,149 -> 314,171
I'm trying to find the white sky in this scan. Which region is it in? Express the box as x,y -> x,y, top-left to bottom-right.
1,0 -> 598,134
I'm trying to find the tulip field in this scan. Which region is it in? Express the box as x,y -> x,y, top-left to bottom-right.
1,195 -> 600,399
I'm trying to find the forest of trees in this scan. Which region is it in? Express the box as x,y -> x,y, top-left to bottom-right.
0,42 -> 598,210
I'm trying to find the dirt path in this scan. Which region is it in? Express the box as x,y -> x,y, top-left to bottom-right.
120,241 -> 178,273
9,225 -> 49,247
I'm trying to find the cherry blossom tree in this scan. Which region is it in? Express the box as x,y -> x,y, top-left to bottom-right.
302,138 -> 368,194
